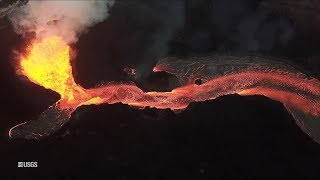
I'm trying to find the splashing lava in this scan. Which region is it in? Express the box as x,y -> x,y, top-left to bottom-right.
9,37 -> 320,143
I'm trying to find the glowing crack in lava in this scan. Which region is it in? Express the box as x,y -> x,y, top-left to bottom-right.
9,37 -> 320,143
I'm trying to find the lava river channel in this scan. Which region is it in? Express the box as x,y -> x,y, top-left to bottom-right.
8,37 -> 320,143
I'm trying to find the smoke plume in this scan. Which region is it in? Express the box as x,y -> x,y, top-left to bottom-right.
8,0 -> 115,43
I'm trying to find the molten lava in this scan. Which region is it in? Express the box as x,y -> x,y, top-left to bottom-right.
19,37 -> 99,109
21,37 -> 75,100
9,37 -> 320,143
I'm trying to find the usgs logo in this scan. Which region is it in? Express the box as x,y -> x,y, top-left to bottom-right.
18,162 -> 38,168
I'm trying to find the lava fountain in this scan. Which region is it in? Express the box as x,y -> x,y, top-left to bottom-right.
9,37 -> 320,143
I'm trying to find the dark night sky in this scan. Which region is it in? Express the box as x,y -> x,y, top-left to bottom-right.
1,0 -> 320,179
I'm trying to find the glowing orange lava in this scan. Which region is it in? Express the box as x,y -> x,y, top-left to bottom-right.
21,37 -> 76,100
9,37 -> 320,142
19,37 -> 98,109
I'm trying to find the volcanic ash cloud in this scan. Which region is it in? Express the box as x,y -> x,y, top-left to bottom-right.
8,0 -> 115,43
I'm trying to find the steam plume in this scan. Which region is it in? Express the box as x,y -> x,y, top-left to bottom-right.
8,0 -> 115,43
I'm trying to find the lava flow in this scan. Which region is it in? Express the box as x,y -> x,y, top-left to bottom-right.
9,37 -> 320,143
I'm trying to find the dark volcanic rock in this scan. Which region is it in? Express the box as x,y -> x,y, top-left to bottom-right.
1,95 -> 320,179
